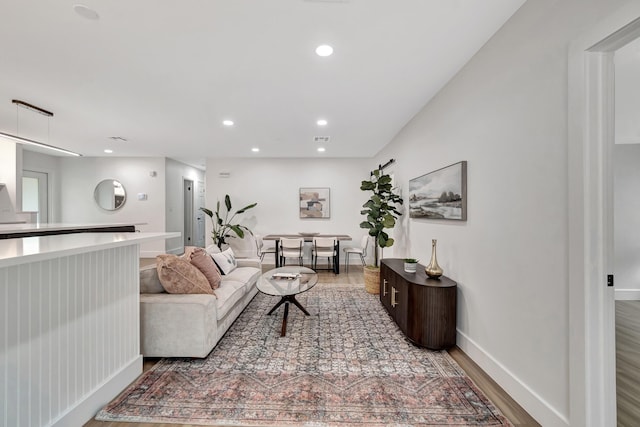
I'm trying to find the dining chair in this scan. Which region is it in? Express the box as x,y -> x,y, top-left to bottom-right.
312,236 -> 338,273
343,235 -> 369,272
280,237 -> 304,266
255,234 -> 277,264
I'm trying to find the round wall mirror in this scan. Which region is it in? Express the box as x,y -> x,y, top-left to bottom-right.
94,179 -> 127,211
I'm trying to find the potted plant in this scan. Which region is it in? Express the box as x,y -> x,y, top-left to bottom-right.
200,195 -> 257,250
403,258 -> 419,273
359,167 -> 404,293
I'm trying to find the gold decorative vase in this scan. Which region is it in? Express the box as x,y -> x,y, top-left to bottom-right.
425,239 -> 443,279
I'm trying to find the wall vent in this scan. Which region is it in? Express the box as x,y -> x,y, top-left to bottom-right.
314,136 -> 330,143
219,171 -> 231,178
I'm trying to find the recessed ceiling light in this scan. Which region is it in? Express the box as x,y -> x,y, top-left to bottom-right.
73,4 -> 99,20
104,149 -> 113,154
251,147 -> 260,152
315,45 -> 333,57
317,119 -> 328,126
222,120 -> 234,126
317,147 -> 326,152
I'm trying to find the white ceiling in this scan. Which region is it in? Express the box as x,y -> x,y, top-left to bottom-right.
0,0 -> 525,167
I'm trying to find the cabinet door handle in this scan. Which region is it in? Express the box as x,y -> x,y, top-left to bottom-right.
391,287 -> 398,307
383,279 -> 388,296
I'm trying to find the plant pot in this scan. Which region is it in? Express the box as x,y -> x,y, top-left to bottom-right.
404,262 -> 417,273
364,266 -> 380,294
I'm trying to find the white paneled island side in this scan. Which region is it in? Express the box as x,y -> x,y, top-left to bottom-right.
0,232 -> 179,427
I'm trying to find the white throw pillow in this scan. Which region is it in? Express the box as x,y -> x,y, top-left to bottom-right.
211,247 -> 237,275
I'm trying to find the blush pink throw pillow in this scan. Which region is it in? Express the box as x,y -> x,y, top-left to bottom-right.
190,248 -> 222,290
156,254 -> 214,295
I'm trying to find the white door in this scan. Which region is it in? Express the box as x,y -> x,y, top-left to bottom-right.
195,180 -> 206,247
183,179 -> 194,246
22,170 -> 48,223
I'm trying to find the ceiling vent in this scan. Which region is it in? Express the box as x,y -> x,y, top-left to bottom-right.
314,136 -> 330,143
218,171 -> 231,178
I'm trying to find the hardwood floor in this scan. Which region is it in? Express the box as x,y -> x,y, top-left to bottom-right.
85,263 -> 538,426
616,300 -> 640,427
448,347 -> 539,426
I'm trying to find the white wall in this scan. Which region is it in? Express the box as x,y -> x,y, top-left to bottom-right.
164,158 -> 205,254
373,0 -> 633,425
58,157 -> 167,256
22,153 -> 205,256
614,37 -> 640,300
205,157 -> 373,264
614,144 -> 640,299
0,140 -> 19,222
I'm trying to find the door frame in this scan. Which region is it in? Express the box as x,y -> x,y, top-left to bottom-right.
568,7 -> 640,427
22,169 -> 49,223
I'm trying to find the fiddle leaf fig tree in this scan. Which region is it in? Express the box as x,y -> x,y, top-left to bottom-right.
359,167 -> 404,267
200,195 -> 257,250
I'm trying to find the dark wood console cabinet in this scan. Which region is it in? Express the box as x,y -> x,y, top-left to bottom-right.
380,258 -> 457,350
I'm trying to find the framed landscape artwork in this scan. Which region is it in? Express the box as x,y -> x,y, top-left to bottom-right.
409,161 -> 467,220
299,187 -> 330,218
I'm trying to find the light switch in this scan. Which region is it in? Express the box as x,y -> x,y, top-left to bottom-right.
137,193 -> 148,201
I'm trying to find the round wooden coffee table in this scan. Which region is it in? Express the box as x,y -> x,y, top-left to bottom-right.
257,266 -> 318,336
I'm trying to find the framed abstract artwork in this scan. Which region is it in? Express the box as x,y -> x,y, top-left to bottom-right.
409,161 -> 467,220
299,187 -> 330,218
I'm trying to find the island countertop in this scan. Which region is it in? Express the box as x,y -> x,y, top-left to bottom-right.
0,231 -> 178,268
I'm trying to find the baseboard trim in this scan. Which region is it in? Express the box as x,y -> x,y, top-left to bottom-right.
51,355 -> 143,427
456,330 -> 569,427
615,289 -> 640,300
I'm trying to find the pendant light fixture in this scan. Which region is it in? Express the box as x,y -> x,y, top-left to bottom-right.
0,99 -> 82,157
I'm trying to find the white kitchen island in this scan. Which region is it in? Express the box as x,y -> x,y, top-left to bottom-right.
0,232 -> 178,427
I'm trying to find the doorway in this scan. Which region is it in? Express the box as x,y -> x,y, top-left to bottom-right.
183,179 -> 194,247
569,11 -> 640,427
612,35 -> 640,427
22,169 -> 48,223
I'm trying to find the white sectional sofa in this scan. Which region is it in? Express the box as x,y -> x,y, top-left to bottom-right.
139,256 -> 262,358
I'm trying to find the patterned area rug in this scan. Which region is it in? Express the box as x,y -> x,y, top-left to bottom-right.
97,284 -> 512,426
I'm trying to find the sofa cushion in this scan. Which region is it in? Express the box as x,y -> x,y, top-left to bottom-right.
156,254 -> 214,295
223,266 -> 261,293
140,293 -> 217,358
140,264 -> 165,294
212,247 -> 238,275
214,281 -> 246,320
190,247 -> 222,290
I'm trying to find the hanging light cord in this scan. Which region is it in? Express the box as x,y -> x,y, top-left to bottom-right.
2,99 -> 81,157
12,99 -> 53,117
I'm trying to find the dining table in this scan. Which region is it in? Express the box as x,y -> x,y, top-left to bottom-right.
262,234 -> 352,273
